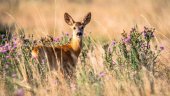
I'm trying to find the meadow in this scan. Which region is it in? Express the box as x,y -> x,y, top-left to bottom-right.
0,0 -> 170,96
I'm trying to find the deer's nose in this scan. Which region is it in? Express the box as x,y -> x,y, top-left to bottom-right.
76,32 -> 82,36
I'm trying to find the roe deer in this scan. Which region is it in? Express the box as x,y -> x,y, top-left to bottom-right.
32,12 -> 91,77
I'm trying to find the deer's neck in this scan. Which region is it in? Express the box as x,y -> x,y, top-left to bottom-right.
70,36 -> 82,56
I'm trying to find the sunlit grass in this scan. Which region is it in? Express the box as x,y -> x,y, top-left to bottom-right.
0,0 -> 170,96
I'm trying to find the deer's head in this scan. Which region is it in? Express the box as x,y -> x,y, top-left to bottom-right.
64,12 -> 91,38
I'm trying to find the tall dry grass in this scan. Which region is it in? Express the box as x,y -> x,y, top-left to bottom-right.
0,0 -> 170,96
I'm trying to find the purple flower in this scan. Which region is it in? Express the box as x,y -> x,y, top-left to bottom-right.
13,41 -> 18,46
123,36 -> 131,43
15,88 -> 24,96
0,48 -> 7,53
112,60 -> 116,65
111,40 -> 116,46
160,46 -> 164,50
3,43 -> 12,51
13,44 -> 17,49
41,59 -> 46,64
143,30 -> 154,38
12,73 -> 17,78
5,43 -> 10,47
65,32 -> 69,36
99,72 -> 106,78
143,31 -> 147,37
13,37 -> 17,40
6,55 -> 11,59
1,34 -> 5,38
54,37 -> 60,42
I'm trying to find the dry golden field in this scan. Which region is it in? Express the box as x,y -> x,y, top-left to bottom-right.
0,0 -> 170,96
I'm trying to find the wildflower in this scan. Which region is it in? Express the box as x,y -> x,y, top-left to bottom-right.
112,60 -> 116,65
160,46 -> 164,50
123,36 -> 131,44
6,55 -> 11,59
53,37 -> 60,42
99,71 -> 106,78
0,49 -> 5,53
5,43 -> 10,47
13,45 -> 17,49
143,31 -> 147,37
65,32 -> 69,36
13,40 -> 18,45
1,34 -> 5,38
15,88 -> 24,96
111,40 -> 116,46
146,44 -> 150,49
4,43 -> 11,51
42,59 -> 46,64
12,73 -> 17,78
143,27 -> 155,41
0,47 -> 7,53
14,37 -> 17,40
141,44 -> 145,48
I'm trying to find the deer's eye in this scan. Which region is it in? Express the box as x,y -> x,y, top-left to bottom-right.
73,27 -> 76,30
81,26 -> 84,29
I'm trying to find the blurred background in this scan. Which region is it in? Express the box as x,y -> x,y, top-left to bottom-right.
0,0 -> 170,42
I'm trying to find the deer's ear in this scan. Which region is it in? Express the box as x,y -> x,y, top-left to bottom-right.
64,13 -> 75,26
82,12 -> 91,26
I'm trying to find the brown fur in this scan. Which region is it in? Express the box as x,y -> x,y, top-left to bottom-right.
32,41 -> 81,77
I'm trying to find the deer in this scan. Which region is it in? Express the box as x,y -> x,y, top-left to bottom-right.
31,12 -> 91,78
